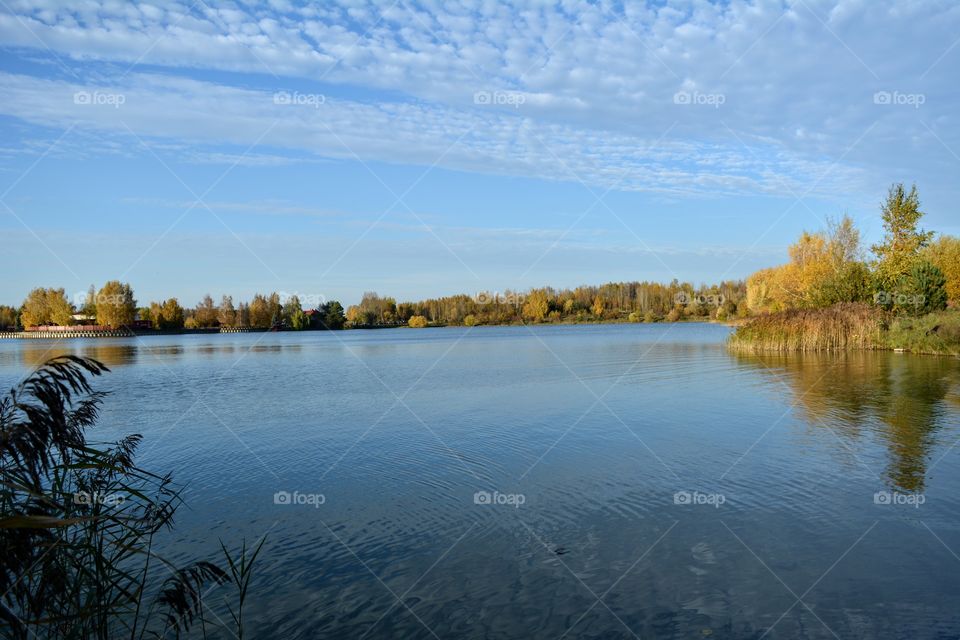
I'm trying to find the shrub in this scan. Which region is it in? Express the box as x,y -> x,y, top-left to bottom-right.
666,308 -> 681,322
463,314 -> 477,326
408,315 -> 428,328
643,310 -> 657,323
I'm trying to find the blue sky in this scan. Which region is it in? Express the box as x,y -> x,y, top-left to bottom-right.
0,0 -> 958,307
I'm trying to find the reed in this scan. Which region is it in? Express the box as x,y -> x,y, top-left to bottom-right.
728,303 -> 888,352
0,356 -> 264,639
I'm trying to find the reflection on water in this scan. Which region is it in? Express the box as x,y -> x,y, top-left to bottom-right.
735,351 -> 960,492
10,342 -> 140,369
1,340 -> 309,372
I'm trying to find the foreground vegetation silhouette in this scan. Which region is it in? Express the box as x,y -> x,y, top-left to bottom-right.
0,356 -> 263,639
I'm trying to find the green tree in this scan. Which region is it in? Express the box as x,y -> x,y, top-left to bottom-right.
894,261 -> 948,316
282,295 -> 302,327
809,261 -> 873,307
284,296 -> 308,330
95,281 -> 136,328
319,301 -> 346,330
871,183 -> 934,292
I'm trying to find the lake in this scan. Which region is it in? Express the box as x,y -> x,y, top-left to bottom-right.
2,323 -> 959,639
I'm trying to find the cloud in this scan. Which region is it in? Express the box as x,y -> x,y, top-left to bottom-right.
0,69 -> 868,199
0,0 -> 956,206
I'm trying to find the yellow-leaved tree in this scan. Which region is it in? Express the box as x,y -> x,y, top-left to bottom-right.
20,288 -> 73,327
95,281 -> 136,328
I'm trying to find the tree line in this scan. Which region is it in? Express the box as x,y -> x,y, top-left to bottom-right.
745,183 -> 958,316
1,285 -> 347,332
4,183 -> 953,332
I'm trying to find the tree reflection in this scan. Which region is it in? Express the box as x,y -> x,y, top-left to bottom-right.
734,351 -> 960,492
18,343 -> 138,368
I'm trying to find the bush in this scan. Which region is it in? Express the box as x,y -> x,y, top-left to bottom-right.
666,308 -> 681,322
627,312 -> 641,322
463,314 -> 477,326
643,310 -> 657,323
408,315 -> 429,328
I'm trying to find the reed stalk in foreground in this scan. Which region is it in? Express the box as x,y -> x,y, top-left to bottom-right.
0,356 -> 263,640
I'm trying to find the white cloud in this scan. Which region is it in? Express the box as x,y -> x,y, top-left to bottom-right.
0,0 -> 956,206
0,69 -> 867,198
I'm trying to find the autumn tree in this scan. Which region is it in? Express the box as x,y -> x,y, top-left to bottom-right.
0,305 -> 18,329
922,235 -> 960,304
248,294 -> 272,328
871,183 -> 934,292
522,289 -> 549,322
218,295 -> 237,327
149,298 -> 184,330
95,281 -> 136,327
21,288 -> 73,327
267,292 -> 282,327
591,296 -> 604,318
194,294 -> 219,327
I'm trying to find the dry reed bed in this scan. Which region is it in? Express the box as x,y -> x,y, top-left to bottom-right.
728,303 -> 888,352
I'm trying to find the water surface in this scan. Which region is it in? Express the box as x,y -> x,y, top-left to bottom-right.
2,324 -> 958,639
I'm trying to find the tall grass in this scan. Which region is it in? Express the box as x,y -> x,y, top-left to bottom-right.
729,303 -> 888,352
0,356 -> 264,639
